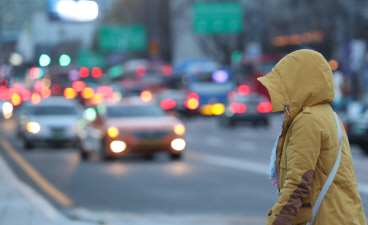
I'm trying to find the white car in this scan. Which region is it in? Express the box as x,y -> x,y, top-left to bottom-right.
21,97 -> 83,149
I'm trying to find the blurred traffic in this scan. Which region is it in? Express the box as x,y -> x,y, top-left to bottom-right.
0,0 -> 368,224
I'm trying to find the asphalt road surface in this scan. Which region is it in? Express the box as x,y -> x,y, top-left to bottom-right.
0,115 -> 367,224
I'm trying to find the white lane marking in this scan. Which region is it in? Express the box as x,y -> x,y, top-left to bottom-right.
201,154 -> 268,175
198,153 -> 368,196
236,141 -> 257,151
357,183 -> 368,195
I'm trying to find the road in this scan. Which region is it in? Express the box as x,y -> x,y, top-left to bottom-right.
0,115 -> 367,224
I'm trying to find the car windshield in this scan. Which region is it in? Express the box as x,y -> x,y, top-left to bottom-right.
107,105 -> 166,118
32,106 -> 78,116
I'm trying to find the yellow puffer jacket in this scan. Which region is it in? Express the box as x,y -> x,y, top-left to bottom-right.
258,50 -> 366,225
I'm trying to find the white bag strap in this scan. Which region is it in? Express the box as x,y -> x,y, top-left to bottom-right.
306,112 -> 343,225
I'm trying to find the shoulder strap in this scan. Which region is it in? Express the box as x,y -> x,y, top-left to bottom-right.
306,112 -> 343,225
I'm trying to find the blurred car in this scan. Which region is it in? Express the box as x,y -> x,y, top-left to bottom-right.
78,100 -> 186,161
219,94 -> 272,127
344,104 -> 368,154
20,97 -> 83,149
159,89 -> 189,114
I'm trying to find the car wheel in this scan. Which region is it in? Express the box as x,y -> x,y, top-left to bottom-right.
24,140 -> 34,150
170,153 -> 182,160
262,119 -> 269,127
143,154 -> 155,161
80,150 -> 90,160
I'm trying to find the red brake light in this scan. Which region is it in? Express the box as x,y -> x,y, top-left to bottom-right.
161,99 -> 176,110
91,67 -> 103,78
343,124 -> 348,132
162,65 -> 173,76
257,102 -> 272,113
238,85 -> 250,95
97,86 -> 113,96
79,67 -> 90,78
227,91 -> 237,101
188,92 -> 199,100
185,98 -> 199,110
136,65 -> 146,77
72,81 -> 86,92
229,102 -> 246,113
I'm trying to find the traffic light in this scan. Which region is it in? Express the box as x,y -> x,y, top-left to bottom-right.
59,54 -> 71,66
39,54 -> 51,67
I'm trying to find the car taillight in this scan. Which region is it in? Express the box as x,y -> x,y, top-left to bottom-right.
227,91 -> 237,101
257,102 -> 272,113
161,99 -> 176,110
185,98 -> 199,110
229,102 -> 246,113
107,126 -> 119,138
238,85 -> 249,95
188,92 -> 199,100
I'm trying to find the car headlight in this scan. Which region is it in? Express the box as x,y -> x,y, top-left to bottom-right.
174,124 -> 185,135
107,126 -> 119,138
171,138 -> 185,151
26,122 -> 41,134
110,141 -> 126,153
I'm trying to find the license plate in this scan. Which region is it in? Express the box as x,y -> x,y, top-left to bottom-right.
139,139 -> 162,147
52,131 -> 64,140
247,107 -> 257,114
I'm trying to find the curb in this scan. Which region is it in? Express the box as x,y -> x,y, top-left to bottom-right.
0,152 -> 93,224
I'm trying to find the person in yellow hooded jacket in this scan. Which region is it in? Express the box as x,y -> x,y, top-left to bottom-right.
258,49 -> 366,225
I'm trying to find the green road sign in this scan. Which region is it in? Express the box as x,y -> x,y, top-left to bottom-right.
77,50 -> 105,69
193,2 -> 243,34
99,25 -> 147,52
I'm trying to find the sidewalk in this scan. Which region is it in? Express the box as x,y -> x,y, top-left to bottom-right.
0,153 -> 95,225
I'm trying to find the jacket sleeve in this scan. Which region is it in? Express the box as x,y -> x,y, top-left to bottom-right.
267,114 -> 321,225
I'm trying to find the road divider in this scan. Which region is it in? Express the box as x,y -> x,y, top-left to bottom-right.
0,138 -> 74,207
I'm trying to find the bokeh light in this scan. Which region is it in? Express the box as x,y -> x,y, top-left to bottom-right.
52,84 -> 62,95
97,86 -> 113,96
107,92 -> 121,103
329,60 -> 338,71
140,90 -> 152,102
83,108 -> 97,121
21,89 -> 32,101
238,85 -> 250,95
185,98 -> 199,110
9,53 -> 23,66
59,54 -> 71,66
136,65 -> 146,77
82,87 -> 95,99
211,103 -> 225,115
41,87 -> 52,98
162,65 -> 173,76
161,99 -> 176,110
30,67 -> 43,79
90,93 -> 105,105
31,93 -> 42,105
11,93 -> 22,106
91,67 -> 103,78
64,88 -> 77,99
72,81 -> 86,92
108,66 -> 123,78
212,70 -> 229,83
79,67 -> 90,78
39,54 -> 51,67
69,70 -> 80,81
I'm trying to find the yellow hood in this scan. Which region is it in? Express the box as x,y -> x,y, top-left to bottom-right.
257,49 -> 335,120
